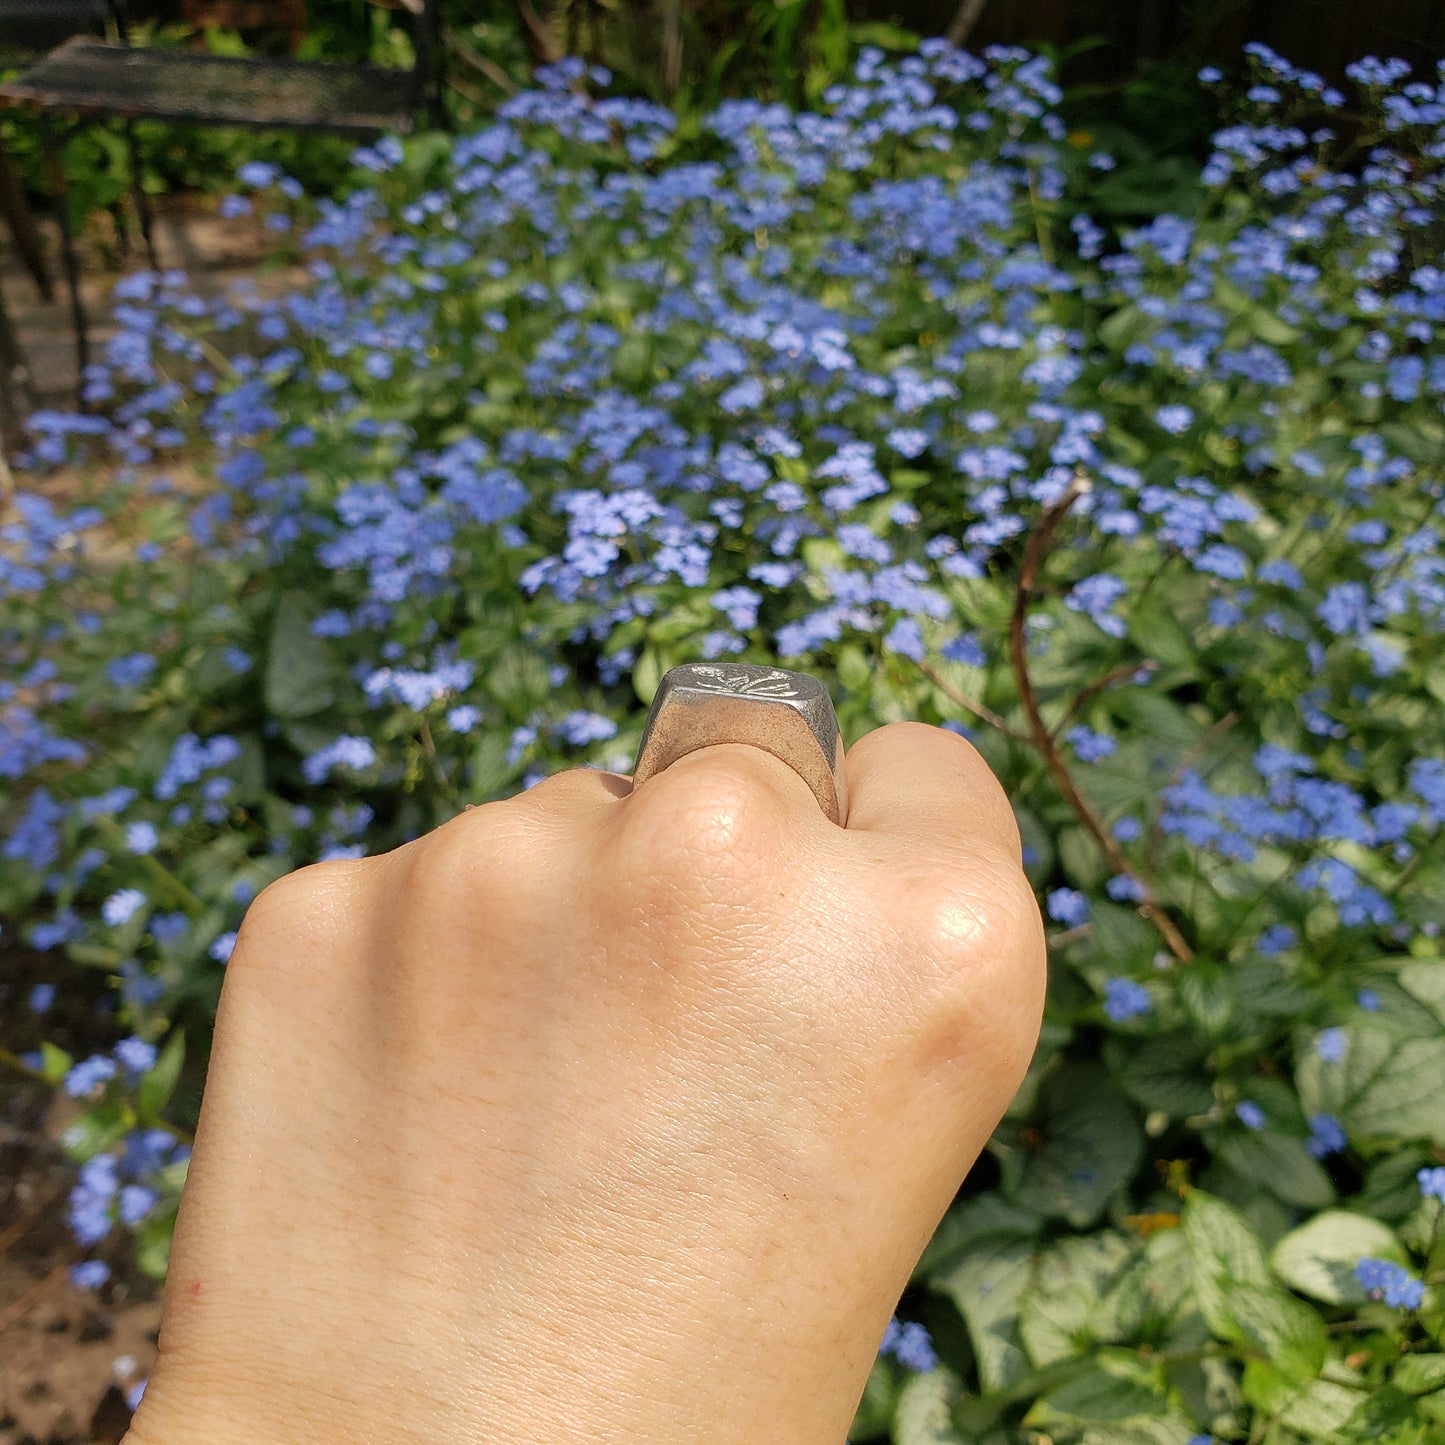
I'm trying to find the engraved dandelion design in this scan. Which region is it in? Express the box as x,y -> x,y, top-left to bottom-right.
687,666 -> 802,699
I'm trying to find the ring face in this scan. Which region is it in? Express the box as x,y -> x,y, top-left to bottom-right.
632,663 -> 847,825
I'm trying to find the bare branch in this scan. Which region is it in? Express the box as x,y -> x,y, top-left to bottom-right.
915,658 -> 1030,744
946,0 -> 989,47
1009,478 -> 1195,964
514,0 -> 563,65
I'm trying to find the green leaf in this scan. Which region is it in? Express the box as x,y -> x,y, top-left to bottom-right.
1099,304 -> 1146,351
1078,740 -> 1168,815
1012,1064 -> 1144,1227
633,645 -> 663,706
1085,901 -> 1159,973
58,1105 -> 129,1161
488,644 -> 554,711
134,1202 -> 178,1279
468,729 -> 516,800
1127,609 -> 1197,671
1182,1191 -> 1272,1339
1269,1376 -> 1362,1437
66,941 -> 124,970
1108,1033 -> 1215,1118
40,1041 -> 73,1085
1097,1228 -> 1197,1346
1029,1349 -> 1168,1424
1178,965 -> 1235,1038
1019,1232 -> 1134,1366
138,1031 -> 186,1124
1216,1132 -> 1335,1210
1271,1211 -> 1405,1305
1358,1151 -> 1435,1222
837,643 -> 872,695
848,1356 -> 897,1441
1227,953 -> 1316,1020
264,592 -> 339,720
930,1241 -> 1033,1392
918,1193 -> 1043,1281
892,1367 -> 967,1445
1341,1387 -> 1425,1440
1057,827 -> 1108,892
1297,1019 -> 1394,1118
1106,689 -> 1205,752
1078,1418 -> 1202,1445
1395,1355 -> 1445,1396
1226,1282 -> 1326,1382
1214,278 -> 1300,346
1400,961 -> 1445,1027
1349,1031 -> 1445,1145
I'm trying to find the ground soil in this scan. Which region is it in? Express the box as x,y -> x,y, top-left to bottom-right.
0,945 -> 161,1445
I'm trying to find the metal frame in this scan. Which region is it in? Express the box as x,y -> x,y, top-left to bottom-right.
0,0 -> 444,404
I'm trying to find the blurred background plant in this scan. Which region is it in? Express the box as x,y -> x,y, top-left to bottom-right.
4,36 -> 1445,1441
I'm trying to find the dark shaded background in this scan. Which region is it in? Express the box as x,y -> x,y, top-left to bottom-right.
888,0 -> 1445,80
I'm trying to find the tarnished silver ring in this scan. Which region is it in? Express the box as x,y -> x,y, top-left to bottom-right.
632,663 -> 848,825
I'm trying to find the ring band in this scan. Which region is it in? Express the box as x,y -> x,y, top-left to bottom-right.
632,663 -> 848,825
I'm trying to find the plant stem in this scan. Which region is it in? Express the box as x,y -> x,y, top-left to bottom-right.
945,0 -> 989,47
915,658 -> 1030,743
1050,658 -> 1158,739
418,715 -> 456,799
0,1045 -> 48,1083
1009,475 -> 1194,963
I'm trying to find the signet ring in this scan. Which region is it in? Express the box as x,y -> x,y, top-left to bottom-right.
631,663 -> 848,826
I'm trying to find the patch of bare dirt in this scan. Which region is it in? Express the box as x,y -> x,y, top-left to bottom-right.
1,946 -> 161,1445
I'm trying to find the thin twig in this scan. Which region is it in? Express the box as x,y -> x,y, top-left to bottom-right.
1051,658 -> 1158,739
418,716 -> 455,798
446,71 -> 490,109
661,0 -> 683,96
0,1045 -> 193,1144
444,34 -> 519,95
1009,477 -> 1194,964
945,0 -> 989,47
0,1184 -> 64,1258
1145,709 -> 1241,875
513,0 -> 563,65
0,1263 -> 69,1335
0,1045 -> 47,1084
915,659 -> 1030,743
1027,169 -> 1055,267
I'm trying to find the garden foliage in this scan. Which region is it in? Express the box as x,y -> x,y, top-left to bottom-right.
2,39 -> 1445,1443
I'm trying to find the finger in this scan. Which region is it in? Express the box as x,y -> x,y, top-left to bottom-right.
377,765 -> 622,902
627,740 -> 824,815
491,764 -> 634,845
517,765 -> 634,808
843,722 -> 1022,862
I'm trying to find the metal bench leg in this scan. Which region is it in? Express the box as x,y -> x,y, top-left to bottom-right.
0,147 -> 54,302
0,276 -> 28,469
40,116 -> 90,410
123,122 -> 159,271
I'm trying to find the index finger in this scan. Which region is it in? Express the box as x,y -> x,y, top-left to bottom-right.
842,722 -> 1023,862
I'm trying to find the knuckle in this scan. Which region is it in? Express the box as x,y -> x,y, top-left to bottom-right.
598,754 -> 808,948
234,859 -> 368,964
395,802 -> 549,920
912,858 -> 1044,973
626,750 -> 791,878
900,862 -> 1047,1075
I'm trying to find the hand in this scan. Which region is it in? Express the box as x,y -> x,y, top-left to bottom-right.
123,723 -> 1045,1444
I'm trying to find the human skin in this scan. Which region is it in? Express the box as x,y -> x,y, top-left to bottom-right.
122,722 -> 1046,1445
